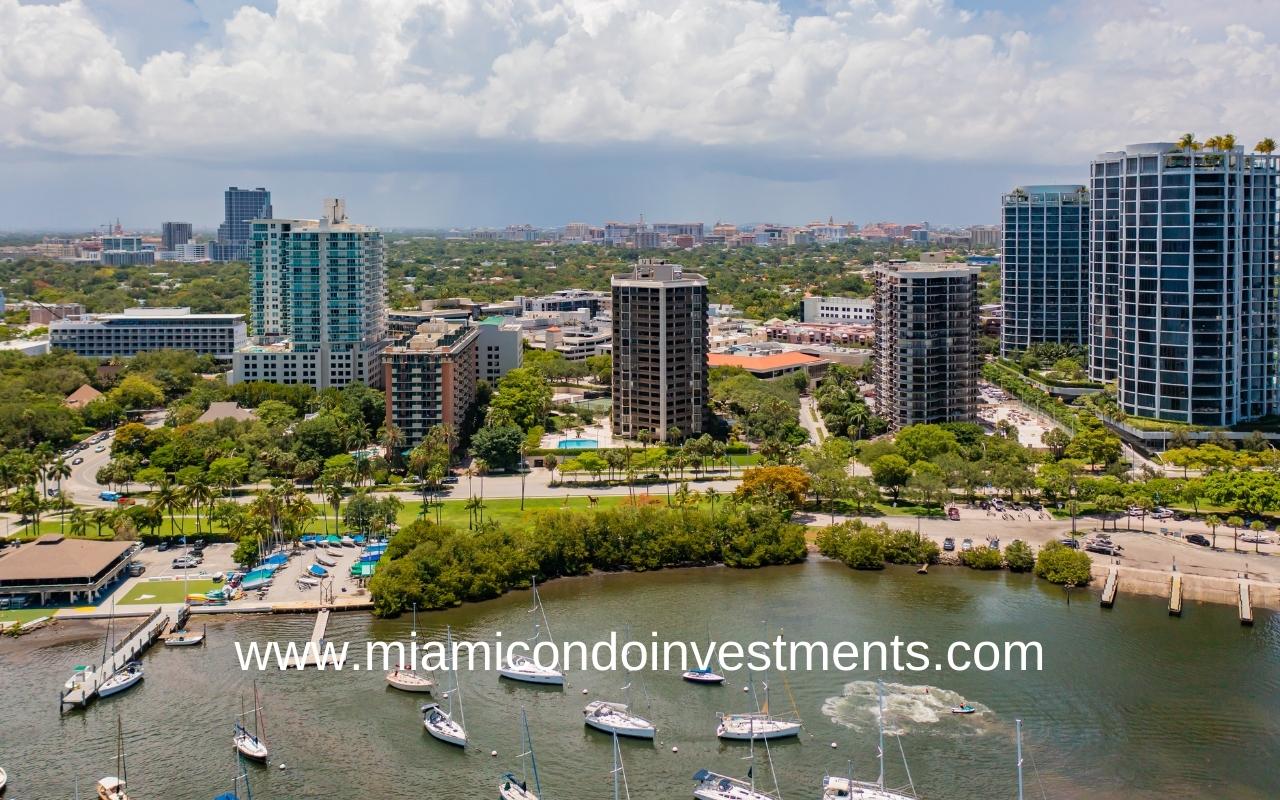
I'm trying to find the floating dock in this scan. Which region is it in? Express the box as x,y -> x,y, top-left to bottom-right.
291,607 -> 333,669
1239,581 -> 1253,626
60,606 -> 169,711
1100,567 -> 1118,608
1168,574 -> 1182,617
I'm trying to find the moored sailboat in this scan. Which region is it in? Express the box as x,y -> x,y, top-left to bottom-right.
386,603 -> 434,693
233,682 -> 270,763
422,625 -> 467,747
717,678 -> 800,741
499,708 -> 542,800
96,718 -> 131,800
499,576 -> 565,686
819,682 -> 917,800
97,662 -> 144,699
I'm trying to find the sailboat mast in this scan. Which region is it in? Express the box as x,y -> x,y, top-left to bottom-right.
876,680 -> 886,788
612,733 -> 621,800
117,716 -> 127,786
1016,718 -> 1024,800
523,707 -> 542,797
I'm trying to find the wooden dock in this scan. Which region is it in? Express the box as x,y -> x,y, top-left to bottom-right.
60,606 -> 169,711
1100,567 -> 1118,608
292,607 -> 333,669
1239,580 -> 1253,626
1168,574 -> 1182,617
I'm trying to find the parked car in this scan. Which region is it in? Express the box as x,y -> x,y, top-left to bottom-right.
943,537 -> 955,551
94,445 -> 106,453
961,538 -> 973,552
1185,533 -> 1211,547
171,556 -> 198,569
1127,506 -> 1145,517
1152,507 -> 1175,520
127,562 -> 146,577
1058,538 -> 1080,549
71,457 -> 84,466
947,507 -> 960,521
157,540 -> 171,552
1086,542 -> 1120,556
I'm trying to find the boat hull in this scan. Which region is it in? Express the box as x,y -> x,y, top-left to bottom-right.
499,775 -> 539,800
97,668 -> 144,698
716,719 -> 801,741
682,670 -> 726,684
583,703 -> 656,739
498,666 -> 565,685
386,670 -> 434,693
233,734 -> 269,762
424,721 -> 467,747
164,631 -> 204,647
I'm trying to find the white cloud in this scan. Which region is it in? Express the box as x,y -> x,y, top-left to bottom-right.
2,0 -> 1279,165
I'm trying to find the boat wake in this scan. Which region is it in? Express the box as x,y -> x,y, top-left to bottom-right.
821,680 -> 991,737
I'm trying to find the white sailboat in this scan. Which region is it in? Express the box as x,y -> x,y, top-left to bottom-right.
693,733 -> 782,800
96,718 -> 131,800
499,576 -> 565,685
499,708 -> 542,800
717,678 -> 800,741
233,682 -> 270,763
97,662 -> 144,698
819,682 -> 917,800
610,732 -> 631,800
385,603 -> 434,693
584,671 -> 655,739
422,625 -> 468,747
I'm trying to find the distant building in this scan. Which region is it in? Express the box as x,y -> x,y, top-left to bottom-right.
708,350 -> 825,380
161,222 -> 193,251
520,289 -> 609,317
537,323 -> 611,361
63,384 -> 103,410
611,259 -> 708,442
968,224 -> 1001,248
215,186 -> 272,262
231,199 -> 387,389
651,222 -> 705,241
26,302 -> 84,325
50,307 -> 247,361
158,242 -> 213,263
0,534 -> 134,605
474,317 -> 523,383
382,320 -> 479,449
872,261 -> 980,429
1000,185 -> 1088,356
801,296 -> 875,324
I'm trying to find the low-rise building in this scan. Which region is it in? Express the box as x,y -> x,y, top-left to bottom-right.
801,296 -> 875,324
520,289 -> 610,317
50,307 -> 247,361
0,534 -> 134,605
382,320 -> 479,449
536,323 -> 612,361
708,349 -> 826,380
475,317 -> 523,383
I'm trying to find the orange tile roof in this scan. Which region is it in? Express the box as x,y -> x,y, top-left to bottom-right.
708,352 -> 822,371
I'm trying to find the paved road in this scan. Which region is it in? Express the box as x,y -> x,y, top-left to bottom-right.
799,395 -> 828,445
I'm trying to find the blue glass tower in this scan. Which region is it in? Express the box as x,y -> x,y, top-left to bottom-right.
216,186 -> 272,261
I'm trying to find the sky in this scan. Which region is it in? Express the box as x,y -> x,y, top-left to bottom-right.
2,0 -> 1279,231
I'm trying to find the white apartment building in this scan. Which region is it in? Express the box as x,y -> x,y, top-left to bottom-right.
801,296 -> 875,324
50,307 -> 247,360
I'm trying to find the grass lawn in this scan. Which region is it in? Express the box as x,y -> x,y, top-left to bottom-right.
0,607 -> 59,626
398,495 -> 637,530
118,579 -> 221,605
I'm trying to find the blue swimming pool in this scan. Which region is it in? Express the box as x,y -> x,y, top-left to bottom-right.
557,438 -> 598,449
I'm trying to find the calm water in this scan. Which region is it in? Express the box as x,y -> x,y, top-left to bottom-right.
2,561 -> 1278,800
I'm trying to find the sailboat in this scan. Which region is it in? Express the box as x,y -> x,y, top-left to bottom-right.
499,708 -> 542,800
819,682 -> 917,800
682,624 -> 726,684
716,677 -> 800,741
0,766 -> 7,793
584,672 -> 655,739
693,728 -> 782,800
97,596 -> 144,698
610,732 -> 631,800
422,625 -> 468,747
499,576 -> 565,685
213,754 -> 253,800
96,718 -> 131,800
233,682 -> 270,763
386,603 -> 434,693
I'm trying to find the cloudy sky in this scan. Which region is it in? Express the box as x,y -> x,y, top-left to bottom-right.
2,0 -> 1278,230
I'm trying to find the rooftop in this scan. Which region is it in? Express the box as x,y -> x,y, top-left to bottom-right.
0,535 -> 132,584
709,351 -> 822,371
196,402 -> 258,424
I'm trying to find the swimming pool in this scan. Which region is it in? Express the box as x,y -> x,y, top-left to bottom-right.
557,438 -> 599,449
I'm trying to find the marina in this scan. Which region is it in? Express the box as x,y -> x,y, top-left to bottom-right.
2,561 -> 1277,799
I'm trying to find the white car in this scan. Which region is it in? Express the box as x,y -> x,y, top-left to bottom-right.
94,445 -> 106,453
1240,533 -> 1272,544
1151,507 -> 1175,520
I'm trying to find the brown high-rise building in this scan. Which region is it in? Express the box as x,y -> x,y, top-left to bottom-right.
872,261 -> 980,430
382,320 -> 478,449
611,259 -> 708,442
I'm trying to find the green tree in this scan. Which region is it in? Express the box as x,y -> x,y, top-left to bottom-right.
1226,515 -> 1244,553
469,423 -> 525,472
486,368 -> 553,431
1034,541 -> 1092,585
870,454 -> 912,502
1004,539 -> 1034,572
1205,514 -> 1221,549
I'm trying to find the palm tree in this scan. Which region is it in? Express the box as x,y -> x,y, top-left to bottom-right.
473,458 -> 489,524
152,480 -> 183,540
326,482 -> 344,535
705,486 -> 720,516
182,479 -> 215,535
47,457 -> 71,496
1205,514 -> 1221,549
381,423 -> 405,470
1203,135 -> 1222,151
91,508 -> 110,539
1249,520 -> 1266,555
544,454 -> 559,485
1177,132 -> 1201,152
465,495 -> 485,530
69,507 -> 88,538
1227,515 -> 1244,553
1219,133 -> 1237,151
1255,137 -> 1277,155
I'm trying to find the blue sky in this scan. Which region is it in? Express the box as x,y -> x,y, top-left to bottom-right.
2,0 -> 1278,230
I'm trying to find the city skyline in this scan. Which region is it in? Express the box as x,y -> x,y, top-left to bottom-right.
3,0 -> 1279,229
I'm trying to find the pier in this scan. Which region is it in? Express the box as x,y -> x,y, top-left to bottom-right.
60,606 -> 170,711
1100,567 -> 1118,608
290,606 -> 333,669
1168,574 -> 1182,617
1239,580 -> 1253,626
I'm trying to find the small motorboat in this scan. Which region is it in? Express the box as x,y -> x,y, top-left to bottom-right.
324,549 -> 344,559
583,700 -> 655,739
164,628 -> 205,647
340,535 -> 356,547
951,704 -> 976,715
499,654 -> 565,685
296,576 -> 321,588
681,667 -> 726,684
95,776 -> 128,800
97,662 -> 144,698
308,564 -> 328,578
314,555 -> 337,568
421,702 -> 467,747
233,722 -> 269,762
386,668 -> 434,693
